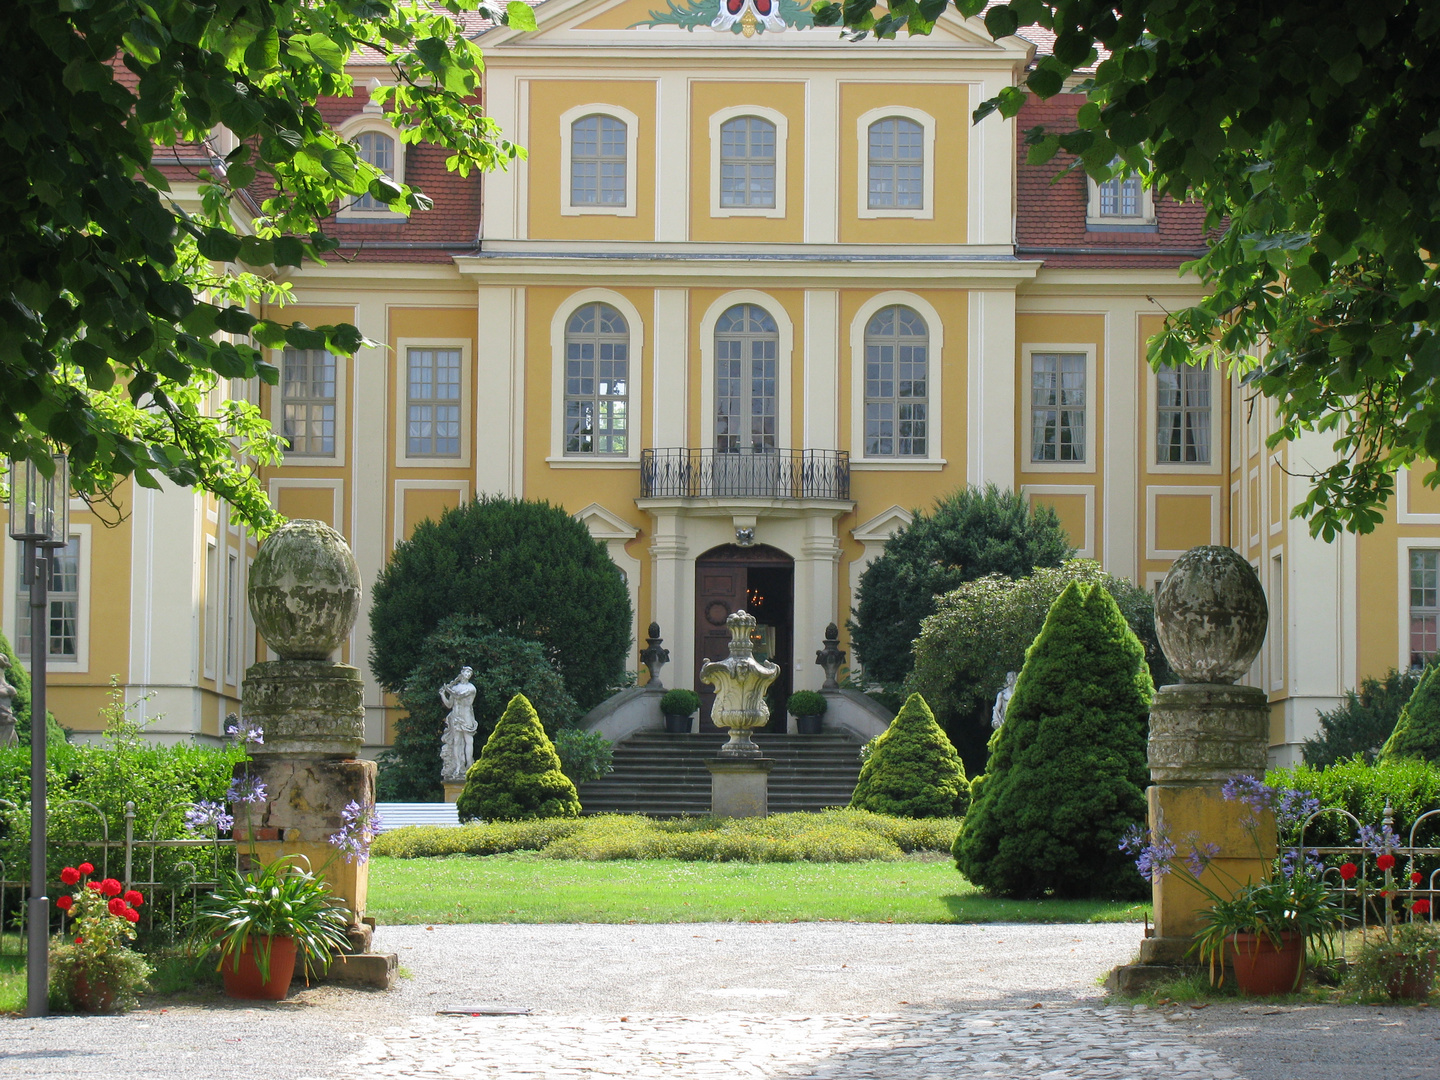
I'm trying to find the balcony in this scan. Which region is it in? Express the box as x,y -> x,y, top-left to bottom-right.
640,448 -> 850,501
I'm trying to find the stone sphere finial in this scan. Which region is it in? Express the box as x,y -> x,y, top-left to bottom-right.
249,519 -> 362,660
1154,545 -> 1268,684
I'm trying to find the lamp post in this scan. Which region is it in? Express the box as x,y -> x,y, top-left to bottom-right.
7,453 -> 68,1019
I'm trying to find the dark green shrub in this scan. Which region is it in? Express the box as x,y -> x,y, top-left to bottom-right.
955,581 -> 1153,899
456,694 -> 581,823
1303,668 -> 1420,767
1268,756 -> 1440,850
848,693 -> 968,818
378,616 -> 578,802
659,688 -> 700,715
369,496 -> 632,710
1381,663 -> 1440,763
906,559 -> 1170,776
786,690 -> 827,717
0,628 -> 66,745
848,484 -> 1073,687
553,728 -> 613,786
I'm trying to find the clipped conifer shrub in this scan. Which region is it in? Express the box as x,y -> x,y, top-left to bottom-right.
456,693 -> 581,823
848,693 -> 968,818
955,581 -> 1153,899
1381,663 -> 1440,763
1303,667 -> 1420,767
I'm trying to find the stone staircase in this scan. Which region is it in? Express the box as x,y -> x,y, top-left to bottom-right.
578,730 -> 865,817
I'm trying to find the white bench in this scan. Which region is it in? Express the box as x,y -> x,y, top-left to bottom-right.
375,802 -> 462,831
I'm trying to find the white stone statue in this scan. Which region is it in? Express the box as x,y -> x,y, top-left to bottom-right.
991,671 -> 1018,730
439,666 -> 479,782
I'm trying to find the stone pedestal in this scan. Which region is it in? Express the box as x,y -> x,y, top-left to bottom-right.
706,757 -> 775,818
443,781 -> 465,804
241,659 -> 365,757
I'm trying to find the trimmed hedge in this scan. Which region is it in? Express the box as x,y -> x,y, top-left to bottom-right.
373,809 -> 963,862
849,693 -> 968,818
1381,662 -> 1440,763
456,694 -> 581,823
1269,756 -> 1440,850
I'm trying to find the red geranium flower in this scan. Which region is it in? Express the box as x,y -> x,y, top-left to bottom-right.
124,889 -> 144,907
77,862 -> 93,875
123,907 -> 140,924
1415,899 -> 1433,915
1412,872 -> 1424,885
1339,862 -> 1358,880
99,878 -> 122,897
74,936 -> 83,945
1377,854 -> 1397,871
85,881 -> 100,891
55,895 -> 73,912
107,897 -> 128,916
1379,890 -> 1390,899
59,866 -> 80,886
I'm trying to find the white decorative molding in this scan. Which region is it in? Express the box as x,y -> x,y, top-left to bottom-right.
1145,484 -> 1222,561
1021,484 -> 1095,559
391,479 -> 470,548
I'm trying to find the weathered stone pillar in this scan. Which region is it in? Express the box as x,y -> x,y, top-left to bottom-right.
1131,546 -> 1275,975
701,610 -> 779,818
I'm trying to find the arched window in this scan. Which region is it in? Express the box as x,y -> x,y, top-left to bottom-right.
571,115 -> 628,207
867,117 -> 924,210
714,304 -> 778,454
863,306 -> 928,457
719,116 -> 776,209
565,303 -> 629,455
353,130 -> 395,211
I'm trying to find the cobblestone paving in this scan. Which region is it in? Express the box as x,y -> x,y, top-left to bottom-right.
342,1006 -> 1241,1080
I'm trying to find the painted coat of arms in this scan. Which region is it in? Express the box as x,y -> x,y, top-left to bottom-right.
635,0 -> 815,36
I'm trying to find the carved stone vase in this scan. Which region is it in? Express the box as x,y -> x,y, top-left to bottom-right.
700,610 -> 779,757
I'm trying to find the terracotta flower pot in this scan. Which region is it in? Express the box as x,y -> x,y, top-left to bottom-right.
221,935 -> 298,1000
1380,948 -> 1438,1001
70,972 -> 115,1013
1226,931 -> 1305,996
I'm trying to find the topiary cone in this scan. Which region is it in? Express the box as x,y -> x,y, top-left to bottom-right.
849,693 -> 968,818
1381,663 -> 1440,763
456,693 -> 581,822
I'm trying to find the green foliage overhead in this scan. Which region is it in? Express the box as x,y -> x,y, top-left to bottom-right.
379,616 -> 579,802
1380,664 -> 1440,764
1,0 -> 532,527
907,559 -> 1171,776
1268,756 -> 1440,851
849,484 -> 1073,685
456,694 -> 581,823
369,496 -> 633,711
955,581 -> 1153,899
1302,668 -> 1421,768
813,0 -> 1440,538
849,693 -> 968,819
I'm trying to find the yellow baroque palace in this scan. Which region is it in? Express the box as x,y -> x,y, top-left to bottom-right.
2,1 -> 1426,767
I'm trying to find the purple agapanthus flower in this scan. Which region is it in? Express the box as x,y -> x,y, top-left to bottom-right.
329,800 -> 383,864
184,799 -> 234,836
225,719 -> 264,746
1273,788 -> 1322,837
1222,775 -> 1275,827
1279,846 -> 1324,879
1185,841 -> 1221,878
226,775 -> 268,806
1356,823 -> 1402,858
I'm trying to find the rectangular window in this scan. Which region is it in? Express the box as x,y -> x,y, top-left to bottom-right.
280,348 -> 337,456
867,118 -> 925,210
225,553 -> 238,683
1099,174 -> 1141,217
719,117 -> 777,209
571,115 -> 628,207
1411,550 -> 1440,669
1031,353 -> 1087,462
353,131 -> 395,211
204,542 -> 218,676
406,348 -> 462,457
15,538 -> 80,660
1269,554 -> 1284,688
1156,365 -> 1212,464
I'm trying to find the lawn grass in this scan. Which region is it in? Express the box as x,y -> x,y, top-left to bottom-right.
0,949 -> 22,1014
368,853 -> 1150,925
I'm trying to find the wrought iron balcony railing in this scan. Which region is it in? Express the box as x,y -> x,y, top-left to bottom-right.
640,448 -> 850,500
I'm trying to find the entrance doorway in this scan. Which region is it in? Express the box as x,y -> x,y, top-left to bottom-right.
694,543 -> 793,732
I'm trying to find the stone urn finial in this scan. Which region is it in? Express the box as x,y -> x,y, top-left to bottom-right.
639,622 -> 670,689
1154,545 -> 1268,685
815,622 -> 846,690
700,610 -> 780,756
249,519 -> 362,660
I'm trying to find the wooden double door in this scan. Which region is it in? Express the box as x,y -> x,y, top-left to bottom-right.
694,543 -> 793,732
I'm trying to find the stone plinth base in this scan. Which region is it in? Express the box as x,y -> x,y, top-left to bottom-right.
242,659 -> 365,757
324,951 -> 398,989
706,757 -> 775,818
1148,682 -> 1269,782
443,781 -> 465,804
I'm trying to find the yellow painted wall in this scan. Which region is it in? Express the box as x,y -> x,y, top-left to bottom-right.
1031,492 -> 1088,550
838,82 -> 968,245
276,487 -> 337,526
689,82 -> 805,244
527,80 -> 656,242
402,487 -> 464,539
1153,494 -> 1214,552
577,0 -> 675,28
1409,466 -> 1440,514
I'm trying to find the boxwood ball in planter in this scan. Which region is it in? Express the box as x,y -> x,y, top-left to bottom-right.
659,688 -> 700,734
788,690 -> 827,734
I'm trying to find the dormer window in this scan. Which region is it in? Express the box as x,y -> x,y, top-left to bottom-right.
1086,162 -> 1156,231
353,131 -> 395,211
337,111 -> 406,222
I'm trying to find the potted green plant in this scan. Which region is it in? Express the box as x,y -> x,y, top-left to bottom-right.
193,855 -> 353,1000
49,863 -> 152,1012
659,688 -> 700,734
787,690 -> 828,735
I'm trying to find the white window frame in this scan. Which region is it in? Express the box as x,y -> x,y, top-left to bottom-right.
336,112 -> 407,223
1147,359 -> 1222,475
273,346 -> 346,465
548,289 -> 645,466
1396,537 -> 1440,673
225,550 -> 240,687
395,337 -> 472,468
857,106 -> 936,221
709,105 -> 788,220
849,291 -> 946,469
203,538 -> 219,681
1268,551 -> 1285,692
8,524 -> 91,674
1086,171 -> 1156,230
698,290 -> 794,452
1021,343 -> 1096,474
560,103 -> 638,218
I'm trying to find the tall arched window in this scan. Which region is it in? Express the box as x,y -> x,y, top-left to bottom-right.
571,115 -> 628,207
867,117 -> 924,210
565,303 -> 629,455
864,305 -> 928,457
719,116 -> 776,209
353,130 -> 395,210
714,304 -> 778,454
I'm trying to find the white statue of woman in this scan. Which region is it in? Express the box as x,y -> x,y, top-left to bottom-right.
991,670 -> 1018,730
439,666 -> 479,782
